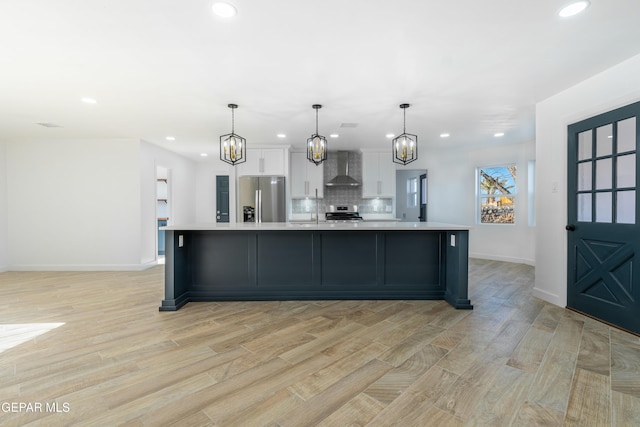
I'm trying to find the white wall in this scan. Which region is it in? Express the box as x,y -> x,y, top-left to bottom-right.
139,141 -> 198,265
6,139 -> 142,270
195,158 -> 235,223
423,140 -> 536,265
0,135 -> 536,271
535,53 -> 640,307
0,142 -> 8,271
3,139 -> 198,270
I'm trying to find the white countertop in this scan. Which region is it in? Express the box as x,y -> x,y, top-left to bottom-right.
162,221 -> 470,231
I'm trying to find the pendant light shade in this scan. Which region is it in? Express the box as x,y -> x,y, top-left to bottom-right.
307,104 -> 327,166
392,103 -> 418,165
220,104 -> 246,166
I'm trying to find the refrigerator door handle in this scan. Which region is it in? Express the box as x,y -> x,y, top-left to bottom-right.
255,190 -> 259,223
256,189 -> 263,223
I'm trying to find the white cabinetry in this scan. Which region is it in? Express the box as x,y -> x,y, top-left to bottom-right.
290,152 -> 324,198
237,148 -> 286,176
361,150 -> 395,197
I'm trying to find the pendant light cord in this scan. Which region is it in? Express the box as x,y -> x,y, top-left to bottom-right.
399,103 -> 410,134
403,108 -> 406,134
227,104 -> 238,134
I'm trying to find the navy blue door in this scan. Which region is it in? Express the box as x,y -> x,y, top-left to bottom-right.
216,175 -> 230,223
567,101 -> 640,334
419,173 -> 427,222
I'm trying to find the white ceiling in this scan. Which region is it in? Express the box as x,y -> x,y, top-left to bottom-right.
1,0 -> 640,160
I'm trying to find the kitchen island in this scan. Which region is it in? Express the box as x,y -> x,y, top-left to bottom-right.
159,222 -> 472,311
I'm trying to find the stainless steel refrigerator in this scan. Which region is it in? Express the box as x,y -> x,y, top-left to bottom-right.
237,176 -> 286,223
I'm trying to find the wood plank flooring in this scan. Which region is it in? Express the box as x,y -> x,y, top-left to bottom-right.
1,259 -> 639,426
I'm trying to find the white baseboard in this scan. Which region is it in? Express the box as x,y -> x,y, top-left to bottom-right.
532,287 -> 564,307
8,260 -> 159,272
469,252 -> 535,266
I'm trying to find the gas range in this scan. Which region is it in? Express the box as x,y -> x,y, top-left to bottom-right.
325,205 -> 364,222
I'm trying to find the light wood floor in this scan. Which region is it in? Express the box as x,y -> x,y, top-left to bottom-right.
1,259 -> 639,426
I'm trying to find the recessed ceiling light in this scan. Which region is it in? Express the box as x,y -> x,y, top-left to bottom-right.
494,132 -> 505,137
277,133 -> 286,138
165,136 -> 176,141
200,153 -> 208,157
440,133 -> 450,138
386,133 -> 395,138
558,1 -> 590,17
36,122 -> 62,128
81,97 -> 97,104
330,134 -> 339,138
212,2 -> 237,18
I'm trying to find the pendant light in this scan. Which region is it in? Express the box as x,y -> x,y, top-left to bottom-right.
220,104 -> 246,166
307,104 -> 327,166
392,103 -> 418,165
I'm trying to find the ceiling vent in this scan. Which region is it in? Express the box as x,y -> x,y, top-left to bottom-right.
340,123 -> 358,128
36,122 -> 62,128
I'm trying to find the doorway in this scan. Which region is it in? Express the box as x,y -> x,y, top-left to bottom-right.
396,169 -> 427,222
156,166 -> 170,258
566,100 -> 640,334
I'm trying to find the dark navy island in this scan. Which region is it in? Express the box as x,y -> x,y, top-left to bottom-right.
159,222 -> 472,311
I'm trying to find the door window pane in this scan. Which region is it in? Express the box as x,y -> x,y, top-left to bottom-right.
617,190 -> 635,224
578,193 -> 592,222
595,158 -> 612,189
596,192 -> 613,223
617,154 -> 636,188
617,117 -> 636,153
578,130 -> 592,160
597,124 -> 613,157
578,162 -> 592,191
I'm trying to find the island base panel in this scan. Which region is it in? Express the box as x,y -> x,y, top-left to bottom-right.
160,229 -> 471,311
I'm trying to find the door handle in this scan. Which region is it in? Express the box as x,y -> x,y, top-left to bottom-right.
566,224 -> 576,231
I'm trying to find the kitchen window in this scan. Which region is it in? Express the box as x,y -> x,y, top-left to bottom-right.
407,177 -> 419,207
477,165 -> 516,224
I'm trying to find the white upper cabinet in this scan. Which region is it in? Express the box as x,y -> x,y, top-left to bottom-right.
237,148 -> 286,176
290,151 -> 324,198
361,150 -> 395,198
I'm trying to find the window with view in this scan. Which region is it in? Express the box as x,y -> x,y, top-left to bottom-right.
478,165 -> 516,224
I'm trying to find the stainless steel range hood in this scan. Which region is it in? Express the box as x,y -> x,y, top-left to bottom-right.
326,151 -> 360,187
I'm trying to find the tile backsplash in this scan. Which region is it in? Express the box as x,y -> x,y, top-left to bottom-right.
291,151 -> 393,216
359,197 -> 393,214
